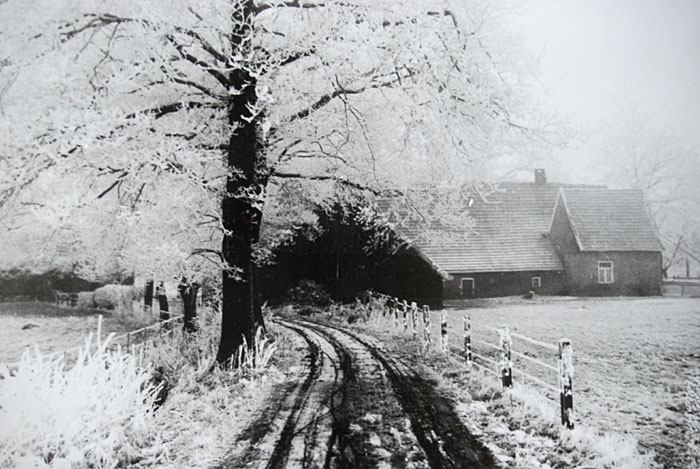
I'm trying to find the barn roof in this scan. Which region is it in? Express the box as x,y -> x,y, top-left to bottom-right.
407,183 -> 566,274
559,188 -> 663,252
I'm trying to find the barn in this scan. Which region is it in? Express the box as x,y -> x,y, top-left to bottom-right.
263,171 -> 663,305
411,176 -> 569,299
400,171 -> 663,299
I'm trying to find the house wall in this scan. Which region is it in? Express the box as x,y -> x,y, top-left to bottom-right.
563,251 -> 662,296
443,270 -> 569,299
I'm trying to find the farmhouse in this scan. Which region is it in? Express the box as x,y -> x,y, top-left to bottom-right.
263,171 -> 663,306
400,170 -> 663,301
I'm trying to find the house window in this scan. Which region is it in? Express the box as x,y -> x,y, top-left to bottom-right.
598,261 -> 614,284
460,278 -> 475,297
532,277 -> 541,288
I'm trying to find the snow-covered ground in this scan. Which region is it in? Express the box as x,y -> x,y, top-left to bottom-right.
0,301 -> 161,363
442,296 -> 700,468
3,297 -> 697,468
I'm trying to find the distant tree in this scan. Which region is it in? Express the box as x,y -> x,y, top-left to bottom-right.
0,0 -> 554,364
597,109 -> 700,277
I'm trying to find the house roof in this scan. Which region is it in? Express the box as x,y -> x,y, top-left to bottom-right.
560,188 -> 663,252
408,183 -> 566,274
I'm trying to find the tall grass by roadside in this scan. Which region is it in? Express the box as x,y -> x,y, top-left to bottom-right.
0,306 -> 281,469
0,334 -> 160,469
130,307 -> 281,468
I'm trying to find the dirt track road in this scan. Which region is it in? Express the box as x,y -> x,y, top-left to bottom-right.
215,319 -> 497,469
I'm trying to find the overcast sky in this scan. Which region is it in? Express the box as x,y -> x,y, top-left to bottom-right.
498,0 -> 700,184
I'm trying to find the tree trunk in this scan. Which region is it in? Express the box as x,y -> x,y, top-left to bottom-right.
216,0 -> 267,365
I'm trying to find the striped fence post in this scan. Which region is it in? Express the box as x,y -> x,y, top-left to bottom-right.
558,338 -> 575,429
393,298 -> 399,329
499,327 -> 513,389
411,302 -> 418,339
464,314 -> 472,365
440,311 -> 448,353
422,305 -> 431,352
402,300 -> 409,333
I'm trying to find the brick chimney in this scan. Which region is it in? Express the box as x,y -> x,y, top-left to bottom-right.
534,169 -> 547,185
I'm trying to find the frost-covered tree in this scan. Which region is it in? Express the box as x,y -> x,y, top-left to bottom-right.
0,0 -> 551,363
597,110 -> 700,277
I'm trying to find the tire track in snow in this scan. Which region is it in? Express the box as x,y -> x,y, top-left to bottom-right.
218,319 -> 497,468
216,324 -> 327,469
299,320 -> 499,469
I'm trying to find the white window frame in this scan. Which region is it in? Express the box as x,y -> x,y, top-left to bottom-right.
598,261 -> 614,284
531,276 -> 542,288
460,278 -> 475,297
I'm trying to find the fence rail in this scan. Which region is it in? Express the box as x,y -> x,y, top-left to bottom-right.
370,293 -> 575,429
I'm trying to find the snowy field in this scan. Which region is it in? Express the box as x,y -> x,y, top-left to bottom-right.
444,297 -> 700,468
0,301 -> 161,363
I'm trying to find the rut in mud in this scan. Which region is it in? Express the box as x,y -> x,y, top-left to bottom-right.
215,319 -> 497,469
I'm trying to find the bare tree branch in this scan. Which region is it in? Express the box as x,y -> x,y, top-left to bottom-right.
286,74 -> 404,123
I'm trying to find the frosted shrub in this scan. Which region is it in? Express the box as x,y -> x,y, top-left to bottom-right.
94,285 -> 151,325
76,291 -> 96,309
0,335 -> 161,468
93,284 -> 138,311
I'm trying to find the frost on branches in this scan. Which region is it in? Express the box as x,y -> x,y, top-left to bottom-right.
0,0 -> 555,363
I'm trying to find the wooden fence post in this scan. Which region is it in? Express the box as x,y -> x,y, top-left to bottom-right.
127,332 -> 131,353
440,311 -> 448,353
411,302 -> 418,339
499,327 -> 513,389
402,300 -> 409,333
393,298 -> 399,329
464,314 -> 472,365
422,305 -> 431,352
558,338 -> 575,429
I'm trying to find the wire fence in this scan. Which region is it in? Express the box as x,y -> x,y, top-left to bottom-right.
368,293 -> 575,429
2,313 -> 184,370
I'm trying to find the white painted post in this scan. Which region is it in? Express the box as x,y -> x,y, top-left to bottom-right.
464,314 -> 472,365
499,327 -> 513,389
411,302 -> 418,339
422,305 -> 431,352
558,338 -> 575,429
440,311 -> 448,354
